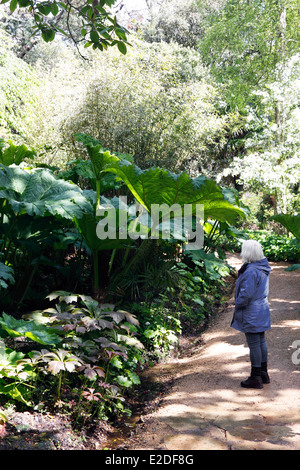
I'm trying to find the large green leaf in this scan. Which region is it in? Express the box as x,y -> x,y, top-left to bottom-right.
76,133 -> 133,207
1,213 -> 71,256
0,344 -> 25,367
271,213 -> 300,240
58,159 -> 123,194
0,380 -> 32,406
76,133 -> 245,224
75,212 -> 116,252
76,133 -> 109,180
0,166 -> 93,220
0,140 -> 35,166
75,196 -> 135,252
0,379 -> 32,406
285,264 -> 300,271
0,313 -> 61,345
186,249 -> 230,280
0,262 -> 14,290
100,156 -> 246,224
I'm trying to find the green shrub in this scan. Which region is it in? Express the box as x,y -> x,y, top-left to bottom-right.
217,228 -> 300,263
0,292 -> 144,422
247,230 -> 300,262
131,298 -> 182,360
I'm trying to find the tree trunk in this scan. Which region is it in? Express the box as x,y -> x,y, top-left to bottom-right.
275,1 -> 287,145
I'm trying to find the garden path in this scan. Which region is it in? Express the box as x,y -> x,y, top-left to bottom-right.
124,253 -> 300,450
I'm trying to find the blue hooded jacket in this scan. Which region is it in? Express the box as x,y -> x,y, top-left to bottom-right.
231,257 -> 271,333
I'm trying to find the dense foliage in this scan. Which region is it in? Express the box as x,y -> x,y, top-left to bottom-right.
0,29 -> 38,142
0,134 -> 245,422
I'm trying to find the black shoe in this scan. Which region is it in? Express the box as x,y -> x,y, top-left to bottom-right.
241,367 -> 263,389
261,362 -> 270,384
241,375 -> 263,389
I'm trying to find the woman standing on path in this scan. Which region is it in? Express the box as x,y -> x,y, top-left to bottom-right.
231,240 -> 271,389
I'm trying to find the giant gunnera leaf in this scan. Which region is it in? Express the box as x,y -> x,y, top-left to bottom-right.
76,133 -> 245,225
0,165 -> 93,220
0,313 -> 61,345
271,213 -> 300,271
271,213 -> 300,241
100,155 -> 246,225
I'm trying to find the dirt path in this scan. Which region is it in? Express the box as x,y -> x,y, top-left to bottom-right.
124,253 -> 300,450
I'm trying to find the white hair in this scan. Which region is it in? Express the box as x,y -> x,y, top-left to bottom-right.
241,239 -> 265,263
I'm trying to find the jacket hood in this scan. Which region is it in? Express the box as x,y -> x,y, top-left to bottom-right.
247,257 -> 271,275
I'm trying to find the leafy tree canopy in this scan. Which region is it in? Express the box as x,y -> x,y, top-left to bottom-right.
0,0 -> 129,54
198,0 -> 300,110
